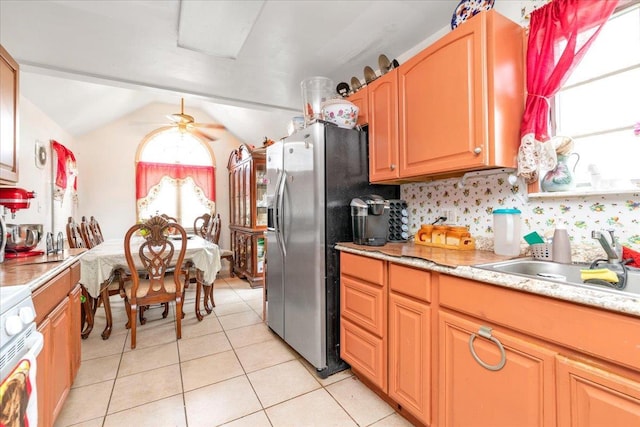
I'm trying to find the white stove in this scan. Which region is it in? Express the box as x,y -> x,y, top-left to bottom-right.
0,284 -> 42,426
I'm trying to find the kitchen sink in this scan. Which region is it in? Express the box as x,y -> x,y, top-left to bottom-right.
473,258 -> 640,297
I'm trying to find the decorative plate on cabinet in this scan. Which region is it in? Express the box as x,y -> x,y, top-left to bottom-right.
451,0 -> 495,29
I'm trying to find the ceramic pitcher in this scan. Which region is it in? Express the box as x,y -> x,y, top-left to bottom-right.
541,153 -> 580,192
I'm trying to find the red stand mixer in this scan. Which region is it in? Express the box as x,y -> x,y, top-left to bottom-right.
0,188 -> 40,261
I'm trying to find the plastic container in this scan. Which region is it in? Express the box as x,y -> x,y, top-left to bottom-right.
493,208 -> 521,256
301,77 -> 334,125
552,225 -> 572,264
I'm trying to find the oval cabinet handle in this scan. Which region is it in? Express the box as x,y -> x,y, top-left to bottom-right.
473,147 -> 482,155
468,325 -> 506,371
390,164 -> 396,171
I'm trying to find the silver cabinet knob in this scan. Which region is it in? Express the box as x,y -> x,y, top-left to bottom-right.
390,164 -> 396,170
473,147 -> 482,154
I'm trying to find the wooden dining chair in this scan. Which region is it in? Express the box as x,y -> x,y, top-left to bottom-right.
122,215 -> 188,349
209,213 -> 234,277
80,216 -> 99,249
66,217 -> 86,249
89,216 -> 104,243
193,213 -> 211,239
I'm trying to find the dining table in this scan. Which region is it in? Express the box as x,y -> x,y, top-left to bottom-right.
78,234 -> 221,339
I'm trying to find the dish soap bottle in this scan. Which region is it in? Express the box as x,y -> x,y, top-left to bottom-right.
552,224 -> 572,264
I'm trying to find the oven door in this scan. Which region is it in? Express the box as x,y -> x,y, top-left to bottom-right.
0,324 -> 43,427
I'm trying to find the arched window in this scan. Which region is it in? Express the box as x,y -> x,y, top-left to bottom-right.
135,127 -> 216,227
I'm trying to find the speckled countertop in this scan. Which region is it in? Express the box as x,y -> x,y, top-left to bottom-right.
0,249 -> 87,291
336,242 -> 640,318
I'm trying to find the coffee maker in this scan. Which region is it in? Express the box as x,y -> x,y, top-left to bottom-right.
350,194 -> 390,246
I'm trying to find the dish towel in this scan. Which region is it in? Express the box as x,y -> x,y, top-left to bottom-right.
51,140 -> 78,202
623,246 -> 640,268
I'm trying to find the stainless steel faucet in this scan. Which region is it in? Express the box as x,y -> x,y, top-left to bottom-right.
591,229 -> 622,264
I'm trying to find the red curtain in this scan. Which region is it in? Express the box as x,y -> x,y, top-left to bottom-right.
51,140 -> 78,201
136,162 -> 216,201
518,0 -> 619,180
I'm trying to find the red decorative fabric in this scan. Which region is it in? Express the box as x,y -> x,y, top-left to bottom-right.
136,161 -> 216,201
623,246 -> 640,268
520,0 -> 619,141
51,140 -> 77,201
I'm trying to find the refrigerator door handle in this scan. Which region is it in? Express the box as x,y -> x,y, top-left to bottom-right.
276,170 -> 287,257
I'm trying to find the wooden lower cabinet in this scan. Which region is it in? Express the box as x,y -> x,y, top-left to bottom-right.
340,318 -> 387,391
389,291 -> 430,425
438,310 -> 557,427
49,297 -> 72,421
69,284 -> 82,382
34,263 -> 82,427
340,252 -> 640,426
557,357 -> 640,427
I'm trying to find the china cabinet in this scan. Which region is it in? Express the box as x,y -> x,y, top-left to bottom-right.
228,144 -> 267,287
0,44 -> 19,183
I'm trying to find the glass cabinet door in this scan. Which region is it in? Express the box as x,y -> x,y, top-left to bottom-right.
256,162 -> 267,227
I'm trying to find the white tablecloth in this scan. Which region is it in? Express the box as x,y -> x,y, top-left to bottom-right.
79,235 -> 221,298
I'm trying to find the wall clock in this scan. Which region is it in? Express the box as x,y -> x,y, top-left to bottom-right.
35,140 -> 47,169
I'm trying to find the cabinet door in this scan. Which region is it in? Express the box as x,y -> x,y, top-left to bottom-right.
341,317 -> 387,392
0,44 -> 19,183
50,297 -> 72,422
69,284 -> 82,382
37,317 -> 52,427
368,69 -> 399,182
557,357 -> 640,427
398,10 -> 523,177
439,311 -> 556,427
389,292 -> 431,425
347,87 -> 369,126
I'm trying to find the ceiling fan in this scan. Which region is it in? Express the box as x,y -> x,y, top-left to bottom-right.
149,98 -> 226,142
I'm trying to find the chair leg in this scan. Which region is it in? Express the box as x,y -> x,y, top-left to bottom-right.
175,299 -> 183,340
139,305 -> 148,325
228,257 -> 235,277
130,304 -> 137,349
125,300 -> 132,329
162,302 -> 169,318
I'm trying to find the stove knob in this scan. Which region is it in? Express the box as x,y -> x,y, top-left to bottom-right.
5,315 -> 24,336
19,306 -> 36,324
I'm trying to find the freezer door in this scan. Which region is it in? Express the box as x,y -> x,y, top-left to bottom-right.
282,126 -> 326,369
266,141 -> 284,338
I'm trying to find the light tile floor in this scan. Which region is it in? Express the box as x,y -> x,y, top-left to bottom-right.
55,271 -> 413,427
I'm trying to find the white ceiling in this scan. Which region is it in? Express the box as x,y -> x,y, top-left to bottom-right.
0,0 -> 457,137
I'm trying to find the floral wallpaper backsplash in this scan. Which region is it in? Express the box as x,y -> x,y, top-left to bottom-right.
400,173 -> 640,254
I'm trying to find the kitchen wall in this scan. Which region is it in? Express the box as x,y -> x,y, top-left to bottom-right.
401,174 -> 640,253
8,96 -> 76,251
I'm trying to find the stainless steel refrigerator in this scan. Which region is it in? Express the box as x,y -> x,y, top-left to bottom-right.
266,122 -> 398,378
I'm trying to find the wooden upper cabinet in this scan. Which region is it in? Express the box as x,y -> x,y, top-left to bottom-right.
368,69 -> 399,182
347,87 -> 369,126
398,10 -> 524,178
0,44 -> 19,183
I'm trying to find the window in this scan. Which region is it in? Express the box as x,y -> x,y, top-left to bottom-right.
552,2 -> 640,190
136,128 -> 216,227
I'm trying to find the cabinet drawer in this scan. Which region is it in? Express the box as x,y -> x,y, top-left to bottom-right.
341,276 -> 386,336
33,269 -> 71,325
389,263 -> 431,302
69,261 -> 80,284
341,317 -> 387,392
341,252 -> 386,285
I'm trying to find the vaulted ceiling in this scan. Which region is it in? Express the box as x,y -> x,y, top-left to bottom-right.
1,1 -> 461,136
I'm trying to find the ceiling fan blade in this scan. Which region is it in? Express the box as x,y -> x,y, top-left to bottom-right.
193,123 -> 226,130
191,128 -> 218,142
